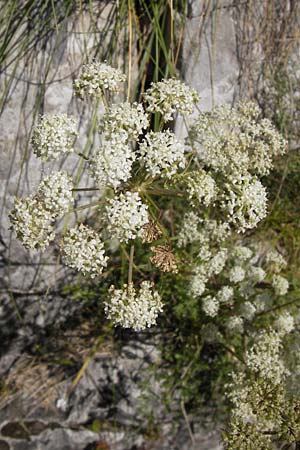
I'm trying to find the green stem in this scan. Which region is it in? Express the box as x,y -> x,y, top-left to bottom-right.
128,244 -> 134,285
145,187 -> 185,197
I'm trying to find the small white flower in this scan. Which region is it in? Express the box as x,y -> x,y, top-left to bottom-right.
272,275 -> 289,296
100,102 -> 149,139
105,191 -> 149,243
31,114 -> 78,161
177,212 -> 201,247
202,295 -> 219,317
265,250 -> 287,273
139,130 -> 186,178
239,301 -> 256,320
226,316 -> 244,334
144,78 -> 199,122
9,196 -> 55,250
89,131 -> 135,189
104,281 -> 163,331
245,330 -> 286,383
190,267 -> 207,298
74,62 -> 126,98
248,266 -> 266,283
60,224 -> 108,277
228,266 -> 246,283
36,171 -> 73,216
217,286 -> 234,304
222,174 -> 268,232
185,170 -> 218,207
233,246 -> 253,262
208,249 -> 228,276
275,312 -> 294,336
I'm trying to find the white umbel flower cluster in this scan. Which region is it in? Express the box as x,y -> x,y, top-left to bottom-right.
190,102 -> 287,176
74,62 -> 126,98
9,196 -> 55,250
100,102 -> 149,139
144,78 -> 199,122
185,171 -> 218,207
226,316 -> 244,334
105,192 -> 149,243
202,295 -> 219,317
228,266 -> 246,283
245,330 -> 286,384
60,224 -> 108,277
177,211 -> 201,247
274,312 -> 294,336
217,286 -> 234,304
9,171 -> 74,250
266,250 -> 287,273
139,130 -> 185,178
89,131 -> 136,189
104,281 -> 163,331
222,175 -> 268,232
232,246 -> 253,262
272,274 -> 289,296
36,171 -> 73,215
31,114 -> 78,161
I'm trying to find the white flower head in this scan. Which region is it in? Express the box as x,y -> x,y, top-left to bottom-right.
226,316 -> 244,334
100,102 -> 149,139
74,62 -> 126,98
233,246 -> 253,262
239,301 -> 256,320
208,249 -> 228,276
222,174 -> 268,232
139,130 -> 186,178
248,266 -> 266,283
144,78 -> 199,122
105,191 -> 149,243
36,171 -> 73,216
89,131 -> 135,189
177,211 -> 201,247
274,312 -> 294,336
185,170 -> 218,207
245,330 -> 286,383
272,275 -> 289,296
228,266 -> 246,283
104,281 -> 163,331
265,250 -> 287,273
31,114 -> 78,161
217,286 -> 234,304
9,196 -> 55,250
202,295 -> 219,317
60,224 -> 108,278
190,102 -> 286,176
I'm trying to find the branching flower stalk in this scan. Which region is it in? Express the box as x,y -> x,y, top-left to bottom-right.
9,61 -> 288,337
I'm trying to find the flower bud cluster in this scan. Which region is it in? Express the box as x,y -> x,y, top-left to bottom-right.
31,114 -> 78,161
104,281 -> 163,331
60,224 -> 108,277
